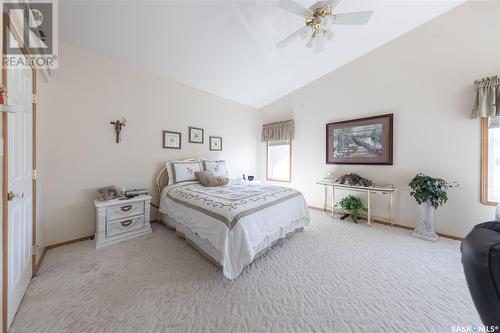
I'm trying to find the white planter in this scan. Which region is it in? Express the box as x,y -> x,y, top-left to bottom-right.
496,202 -> 500,222
413,201 -> 439,242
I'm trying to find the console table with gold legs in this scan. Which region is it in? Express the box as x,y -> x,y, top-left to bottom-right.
316,180 -> 396,225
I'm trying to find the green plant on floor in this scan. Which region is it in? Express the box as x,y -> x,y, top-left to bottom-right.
408,172 -> 459,209
336,195 -> 367,223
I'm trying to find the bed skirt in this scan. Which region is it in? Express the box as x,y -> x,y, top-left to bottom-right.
161,212 -> 304,270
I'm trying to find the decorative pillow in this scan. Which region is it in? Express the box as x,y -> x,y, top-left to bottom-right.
195,171 -> 228,187
195,171 -> 214,186
171,161 -> 201,184
203,160 -> 227,177
206,176 -> 229,187
165,158 -> 200,185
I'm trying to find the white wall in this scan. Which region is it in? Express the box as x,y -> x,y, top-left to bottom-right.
38,1 -> 499,245
39,43 -> 260,245
259,1 -> 500,238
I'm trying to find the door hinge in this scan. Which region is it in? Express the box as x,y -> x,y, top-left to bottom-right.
32,169 -> 37,180
32,94 -> 38,104
32,245 -> 40,255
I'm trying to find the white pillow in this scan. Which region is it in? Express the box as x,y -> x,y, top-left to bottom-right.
203,160 -> 227,177
171,161 -> 201,183
166,158 -> 200,185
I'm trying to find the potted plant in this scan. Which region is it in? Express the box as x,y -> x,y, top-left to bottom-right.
336,195 -> 367,223
409,172 -> 458,241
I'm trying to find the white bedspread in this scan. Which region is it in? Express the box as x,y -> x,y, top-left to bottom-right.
159,181 -> 310,279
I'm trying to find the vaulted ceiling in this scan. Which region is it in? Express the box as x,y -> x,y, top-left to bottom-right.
60,0 -> 464,108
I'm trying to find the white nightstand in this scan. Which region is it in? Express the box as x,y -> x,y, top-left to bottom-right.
94,195 -> 152,249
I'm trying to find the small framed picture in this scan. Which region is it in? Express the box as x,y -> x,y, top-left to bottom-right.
189,127 -> 204,144
162,130 -> 181,149
209,136 -> 222,151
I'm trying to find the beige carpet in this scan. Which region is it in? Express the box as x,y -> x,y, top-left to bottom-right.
10,210 -> 480,332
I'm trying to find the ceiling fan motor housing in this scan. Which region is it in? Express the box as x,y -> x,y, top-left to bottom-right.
305,5 -> 335,37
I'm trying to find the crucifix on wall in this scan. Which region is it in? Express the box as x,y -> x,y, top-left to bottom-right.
110,118 -> 126,143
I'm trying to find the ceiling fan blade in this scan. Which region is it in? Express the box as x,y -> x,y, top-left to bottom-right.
334,11 -> 373,25
314,33 -> 326,54
276,26 -> 308,48
326,0 -> 341,9
305,35 -> 314,49
278,0 -> 311,17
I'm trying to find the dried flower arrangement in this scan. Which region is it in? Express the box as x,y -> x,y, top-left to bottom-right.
338,173 -> 373,187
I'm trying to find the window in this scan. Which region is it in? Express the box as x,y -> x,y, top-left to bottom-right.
266,140 -> 291,182
481,117 -> 500,204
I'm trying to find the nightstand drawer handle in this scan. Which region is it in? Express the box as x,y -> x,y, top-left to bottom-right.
120,205 -> 133,212
120,220 -> 133,227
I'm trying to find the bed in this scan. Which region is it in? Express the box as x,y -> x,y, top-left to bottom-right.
156,165 -> 310,279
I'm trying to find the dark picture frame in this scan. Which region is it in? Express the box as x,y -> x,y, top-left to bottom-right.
326,114 -> 393,165
162,130 -> 181,149
209,136 -> 222,151
189,127 -> 204,144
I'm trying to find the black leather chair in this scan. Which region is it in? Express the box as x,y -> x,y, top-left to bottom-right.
461,221 -> 500,326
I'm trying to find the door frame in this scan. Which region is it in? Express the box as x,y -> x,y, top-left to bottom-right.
2,12 -> 37,333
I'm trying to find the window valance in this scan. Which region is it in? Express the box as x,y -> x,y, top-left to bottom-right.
261,120 -> 294,142
472,75 -> 500,118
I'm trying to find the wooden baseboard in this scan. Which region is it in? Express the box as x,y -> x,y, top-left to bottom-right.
33,236 -> 91,276
46,235 -> 93,250
34,248 -> 47,276
33,235 -> 93,274
37,221 -> 161,273
307,205 -> 464,241
436,231 -> 464,241
34,212 -> 464,276
307,206 -> 325,212
46,220 -> 162,250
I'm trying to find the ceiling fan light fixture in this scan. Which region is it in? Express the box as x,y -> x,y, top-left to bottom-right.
314,32 -> 326,54
305,36 -> 314,48
325,30 -> 334,41
320,15 -> 334,30
301,25 -> 313,40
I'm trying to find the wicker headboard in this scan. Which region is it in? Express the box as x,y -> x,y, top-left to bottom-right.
155,166 -> 169,195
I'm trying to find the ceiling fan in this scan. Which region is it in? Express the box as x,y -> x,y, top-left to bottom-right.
276,0 -> 373,53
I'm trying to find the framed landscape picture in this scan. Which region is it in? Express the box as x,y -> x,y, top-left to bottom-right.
189,127 -> 204,144
209,136 -> 222,151
326,114 -> 393,165
162,130 -> 181,149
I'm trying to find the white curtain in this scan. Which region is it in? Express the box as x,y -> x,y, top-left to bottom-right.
261,120 -> 294,142
472,76 -> 500,118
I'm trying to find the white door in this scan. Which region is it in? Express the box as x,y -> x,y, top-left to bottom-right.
6,66 -> 33,328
